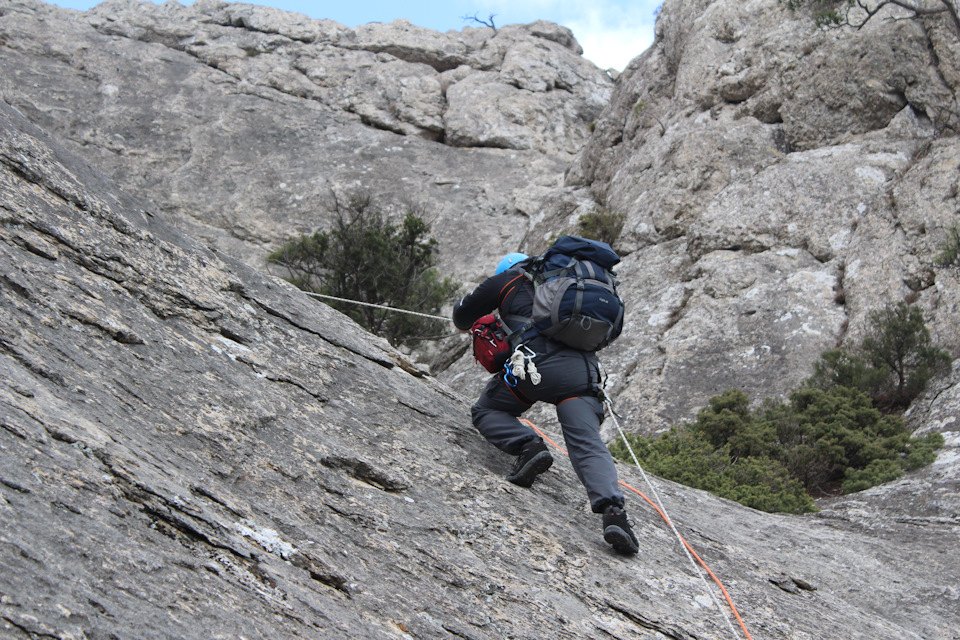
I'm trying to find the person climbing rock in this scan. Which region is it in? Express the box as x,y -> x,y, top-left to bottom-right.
453,238 -> 639,555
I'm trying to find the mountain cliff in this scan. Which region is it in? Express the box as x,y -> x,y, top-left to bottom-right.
2,0 -> 960,638
528,0 -> 960,433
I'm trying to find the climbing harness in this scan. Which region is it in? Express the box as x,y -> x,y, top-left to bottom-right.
520,397 -> 755,640
303,291 -> 452,322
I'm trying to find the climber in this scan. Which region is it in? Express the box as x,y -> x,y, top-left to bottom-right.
453,248 -> 639,555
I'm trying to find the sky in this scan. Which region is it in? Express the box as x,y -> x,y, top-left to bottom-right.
50,0 -> 660,71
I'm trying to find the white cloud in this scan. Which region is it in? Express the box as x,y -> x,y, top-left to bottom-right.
568,10 -> 655,70
473,0 -> 659,71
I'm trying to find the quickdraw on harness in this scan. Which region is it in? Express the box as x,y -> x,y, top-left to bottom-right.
478,237 -> 625,392
503,344 -> 541,387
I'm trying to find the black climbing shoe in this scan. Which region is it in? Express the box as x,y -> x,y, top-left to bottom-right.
602,506 -> 639,555
505,439 -> 553,488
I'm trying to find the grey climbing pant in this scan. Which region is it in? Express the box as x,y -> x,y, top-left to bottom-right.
471,346 -> 625,513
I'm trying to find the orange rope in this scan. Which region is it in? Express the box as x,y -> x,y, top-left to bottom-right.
520,419 -> 754,640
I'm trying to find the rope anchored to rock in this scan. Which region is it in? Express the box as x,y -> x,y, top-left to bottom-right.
303,291 -> 453,322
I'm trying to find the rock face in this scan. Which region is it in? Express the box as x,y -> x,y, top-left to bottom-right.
497,0 -> 960,434
3,98 -> 960,640
2,1 -> 960,637
0,0 -> 612,279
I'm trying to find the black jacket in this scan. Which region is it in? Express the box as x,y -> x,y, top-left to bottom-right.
452,268 -> 533,332
452,267 -> 600,361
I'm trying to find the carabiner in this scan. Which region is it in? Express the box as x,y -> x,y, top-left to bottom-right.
502,363 -> 519,387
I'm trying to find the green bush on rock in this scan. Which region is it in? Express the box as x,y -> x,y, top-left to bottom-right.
268,193 -> 460,347
610,382 -> 945,514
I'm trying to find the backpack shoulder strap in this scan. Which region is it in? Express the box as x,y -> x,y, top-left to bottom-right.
497,272 -> 527,307
496,272 -> 531,333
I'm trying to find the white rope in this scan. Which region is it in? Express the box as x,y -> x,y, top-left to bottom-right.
508,347 -> 541,385
303,291 -> 453,322
604,397 -> 739,639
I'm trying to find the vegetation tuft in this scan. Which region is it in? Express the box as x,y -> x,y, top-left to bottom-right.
577,208 -> 626,249
268,193 -> 460,347
808,301 -> 952,411
610,301 -> 950,514
935,223 -> 960,268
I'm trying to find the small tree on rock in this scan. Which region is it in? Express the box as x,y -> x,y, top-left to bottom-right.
810,301 -> 952,411
268,193 -> 460,347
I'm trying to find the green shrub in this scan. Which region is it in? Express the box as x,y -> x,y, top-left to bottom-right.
718,456 -> 815,515
688,390 -> 771,456
610,427 -> 815,514
808,349 -> 886,398
610,302 -> 950,513
268,194 -> 460,346
609,384 -> 945,513
935,223 -> 960,267
778,386 -> 907,492
902,432 -> 945,470
808,302 -> 951,411
577,208 -> 625,249
841,459 -> 902,494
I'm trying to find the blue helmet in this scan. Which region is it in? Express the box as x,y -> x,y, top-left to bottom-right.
495,252 -> 528,275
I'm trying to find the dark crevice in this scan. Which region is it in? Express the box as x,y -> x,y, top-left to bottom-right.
191,485 -> 248,519
104,465 -> 259,564
353,44 -> 464,73
397,398 -> 439,418
662,289 -> 693,335
356,111 -> 406,136
446,138 -> 524,151
772,126 -> 792,153
834,261 -> 847,306
441,623 -> 484,640
219,325 -> 249,345
1,274 -> 35,302
217,15 -> 316,45
140,501 -> 238,554
261,371 -> 328,403
289,547 -> 354,596
0,478 -> 31,494
61,309 -> 145,345
770,575 -> 818,594
0,340 -> 68,387
323,501 -> 375,525
0,420 -> 30,440
307,568 -> 351,593
1,616 -> 61,639
320,454 -> 409,492
606,601 -> 699,640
